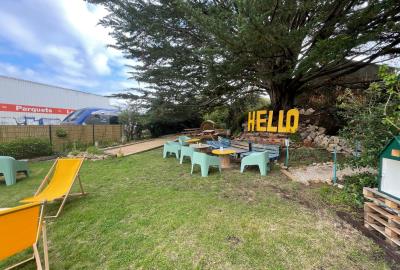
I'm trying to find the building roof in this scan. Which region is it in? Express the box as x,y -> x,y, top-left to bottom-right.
0,75 -> 106,98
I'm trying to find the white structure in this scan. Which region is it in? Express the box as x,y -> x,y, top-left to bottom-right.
0,75 -> 113,125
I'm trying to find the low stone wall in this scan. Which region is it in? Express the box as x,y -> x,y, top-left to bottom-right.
299,124 -> 352,154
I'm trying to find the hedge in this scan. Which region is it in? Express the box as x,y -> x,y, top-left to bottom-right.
0,138 -> 53,159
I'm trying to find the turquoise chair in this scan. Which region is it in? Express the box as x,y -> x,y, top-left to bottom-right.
178,136 -> 191,146
163,141 -> 181,159
191,152 -> 221,177
180,146 -> 194,164
0,156 -> 29,186
240,151 -> 270,176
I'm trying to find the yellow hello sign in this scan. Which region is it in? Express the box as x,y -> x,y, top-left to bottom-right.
247,108 -> 299,133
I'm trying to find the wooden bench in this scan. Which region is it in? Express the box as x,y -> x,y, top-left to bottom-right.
241,143 -> 281,160
226,140 -> 250,155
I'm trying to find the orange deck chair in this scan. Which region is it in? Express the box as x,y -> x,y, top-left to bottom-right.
0,202 -> 49,270
20,158 -> 85,218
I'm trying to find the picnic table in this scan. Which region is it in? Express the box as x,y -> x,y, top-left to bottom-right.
190,143 -> 210,153
186,138 -> 201,144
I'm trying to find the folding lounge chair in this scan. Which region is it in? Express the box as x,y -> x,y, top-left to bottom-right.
0,202 -> 49,270
20,158 -> 85,218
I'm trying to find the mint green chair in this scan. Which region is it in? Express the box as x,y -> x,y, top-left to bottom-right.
163,141 -> 181,159
191,152 -> 221,177
178,136 -> 191,146
0,156 -> 29,186
180,146 -> 194,164
240,151 -> 270,176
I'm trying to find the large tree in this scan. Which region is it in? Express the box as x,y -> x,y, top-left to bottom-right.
90,0 -> 400,110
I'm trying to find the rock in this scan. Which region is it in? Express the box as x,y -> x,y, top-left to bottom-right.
304,108 -> 315,115
321,137 -> 330,147
314,135 -> 324,145
327,143 -> 338,152
309,125 -> 318,131
300,132 -> 308,139
309,132 -> 317,140
299,108 -> 305,114
331,136 -> 340,145
317,127 -> 326,135
303,139 -> 313,146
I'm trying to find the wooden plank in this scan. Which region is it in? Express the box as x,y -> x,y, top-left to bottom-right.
364,187 -> 400,207
365,203 -> 395,219
367,212 -> 389,227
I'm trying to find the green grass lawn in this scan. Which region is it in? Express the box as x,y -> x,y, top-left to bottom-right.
0,149 -> 389,269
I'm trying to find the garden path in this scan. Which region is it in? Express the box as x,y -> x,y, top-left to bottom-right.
104,135 -> 176,156
282,163 -> 376,185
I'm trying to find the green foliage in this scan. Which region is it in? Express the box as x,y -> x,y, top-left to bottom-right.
318,185 -> 357,208
68,150 -> 80,156
0,138 -> 52,159
289,147 -> 333,167
203,107 -> 229,129
119,102 -> 148,141
318,173 -> 378,209
90,0 -> 400,110
55,128 -> 67,138
342,173 -> 378,207
204,97 -> 269,133
338,66 -> 399,168
145,95 -> 202,137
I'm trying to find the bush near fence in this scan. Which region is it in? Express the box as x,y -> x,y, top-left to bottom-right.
0,125 -> 123,152
0,138 -> 52,159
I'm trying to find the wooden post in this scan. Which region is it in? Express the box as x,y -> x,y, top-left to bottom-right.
48,125 -> 52,146
92,124 -> 95,146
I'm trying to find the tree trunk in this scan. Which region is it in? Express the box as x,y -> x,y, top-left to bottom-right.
269,86 -> 296,111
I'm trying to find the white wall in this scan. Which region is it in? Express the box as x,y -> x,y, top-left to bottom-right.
0,76 -> 113,124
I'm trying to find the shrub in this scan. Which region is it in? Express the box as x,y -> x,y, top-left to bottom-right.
0,138 -> 53,159
337,66 -> 399,168
342,173 -> 378,207
55,128 -> 68,138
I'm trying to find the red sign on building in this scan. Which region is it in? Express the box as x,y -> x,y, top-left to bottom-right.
0,103 -> 74,115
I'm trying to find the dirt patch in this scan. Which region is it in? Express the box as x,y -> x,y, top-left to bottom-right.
226,235 -> 241,247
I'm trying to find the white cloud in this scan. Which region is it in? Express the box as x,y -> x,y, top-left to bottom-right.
93,53 -> 111,75
0,0 -> 138,94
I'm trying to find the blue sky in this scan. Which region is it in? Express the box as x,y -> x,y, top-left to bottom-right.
0,0 -> 138,95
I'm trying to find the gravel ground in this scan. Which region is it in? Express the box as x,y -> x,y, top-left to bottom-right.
286,162 -> 376,185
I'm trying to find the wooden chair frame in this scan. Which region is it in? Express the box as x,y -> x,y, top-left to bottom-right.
3,203 -> 49,270
33,158 -> 86,218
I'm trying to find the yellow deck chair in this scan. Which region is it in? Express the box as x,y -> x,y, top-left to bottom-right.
21,158 -> 85,218
0,202 -> 49,270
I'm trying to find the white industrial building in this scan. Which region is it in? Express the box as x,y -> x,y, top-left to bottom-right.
0,75 -> 113,125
